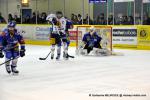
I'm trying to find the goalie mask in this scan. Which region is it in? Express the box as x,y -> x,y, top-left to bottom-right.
89,26 -> 96,35
46,14 -> 58,25
89,26 -> 96,32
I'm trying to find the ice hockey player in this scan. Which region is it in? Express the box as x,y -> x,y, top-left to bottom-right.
79,26 -> 102,55
0,21 -> 25,74
46,14 -> 62,60
56,11 -> 71,60
65,17 -> 73,47
64,17 -> 74,58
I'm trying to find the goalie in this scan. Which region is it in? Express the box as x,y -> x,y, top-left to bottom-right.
79,26 -> 111,56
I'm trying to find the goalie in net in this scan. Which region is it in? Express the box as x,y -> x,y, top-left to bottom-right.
77,26 -> 112,56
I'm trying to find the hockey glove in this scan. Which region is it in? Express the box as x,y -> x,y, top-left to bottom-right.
20,49 -> 25,57
0,50 -> 4,58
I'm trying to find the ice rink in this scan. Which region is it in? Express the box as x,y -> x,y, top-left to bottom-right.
0,45 -> 150,100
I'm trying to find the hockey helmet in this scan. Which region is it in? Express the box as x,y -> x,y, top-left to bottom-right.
46,14 -> 57,21
56,11 -> 63,19
8,21 -> 16,28
89,26 -> 96,32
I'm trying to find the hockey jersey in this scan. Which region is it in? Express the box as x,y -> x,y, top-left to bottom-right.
58,17 -> 67,33
82,32 -> 102,47
0,28 -> 25,51
50,24 -> 60,34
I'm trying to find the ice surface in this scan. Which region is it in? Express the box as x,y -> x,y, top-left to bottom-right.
0,45 -> 150,100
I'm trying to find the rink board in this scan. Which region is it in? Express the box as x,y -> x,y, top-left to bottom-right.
0,24 -> 150,50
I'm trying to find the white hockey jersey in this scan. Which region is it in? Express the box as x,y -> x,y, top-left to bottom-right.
58,17 -> 67,34
50,24 -> 60,34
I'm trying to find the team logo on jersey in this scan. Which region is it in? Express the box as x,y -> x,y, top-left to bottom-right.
140,30 -> 147,38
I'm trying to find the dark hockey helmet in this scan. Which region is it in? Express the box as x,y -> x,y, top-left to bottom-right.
56,11 -> 63,19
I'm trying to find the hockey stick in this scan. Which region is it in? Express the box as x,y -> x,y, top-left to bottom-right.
0,46 -> 22,66
39,51 -> 51,60
67,54 -> 75,58
0,56 -> 20,66
39,24 -> 52,60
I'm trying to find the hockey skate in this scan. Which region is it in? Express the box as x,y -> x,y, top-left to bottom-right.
56,54 -> 60,60
11,65 -> 19,75
63,52 -> 69,60
5,65 -> 11,74
51,53 -> 54,60
80,49 -> 88,56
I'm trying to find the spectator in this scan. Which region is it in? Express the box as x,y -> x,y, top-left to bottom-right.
122,16 -> 128,25
135,17 -> 141,25
83,14 -> 89,24
147,17 -> 150,25
14,14 -> 20,24
74,15 -> 78,24
25,15 -> 31,23
84,14 -> 93,25
77,14 -> 82,24
116,15 -> 128,25
71,14 -> 75,20
0,12 -> 6,23
116,16 -> 123,25
41,12 -> 47,24
96,13 -> 106,25
143,14 -> 150,25
31,12 -> 36,24
37,12 -> 42,24
71,13 -> 75,23
8,13 -> 14,22
71,13 -> 79,24
128,16 -> 134,25
108,14 -> 114,25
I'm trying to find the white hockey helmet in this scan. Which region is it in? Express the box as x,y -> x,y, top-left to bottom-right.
46,14 -> 57,22
89,26 -> 96,32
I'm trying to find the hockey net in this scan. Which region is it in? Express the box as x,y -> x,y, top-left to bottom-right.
74,25 -> 113,53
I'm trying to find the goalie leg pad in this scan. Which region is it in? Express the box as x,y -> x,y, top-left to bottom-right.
79,49 -> 88,55
92,48 -> 111,56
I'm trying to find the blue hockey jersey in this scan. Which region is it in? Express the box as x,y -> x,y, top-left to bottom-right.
0,28 -> 25,51
82,32 -> 102,48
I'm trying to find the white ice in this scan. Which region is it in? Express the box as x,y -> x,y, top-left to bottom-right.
0,45 -> 150,100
